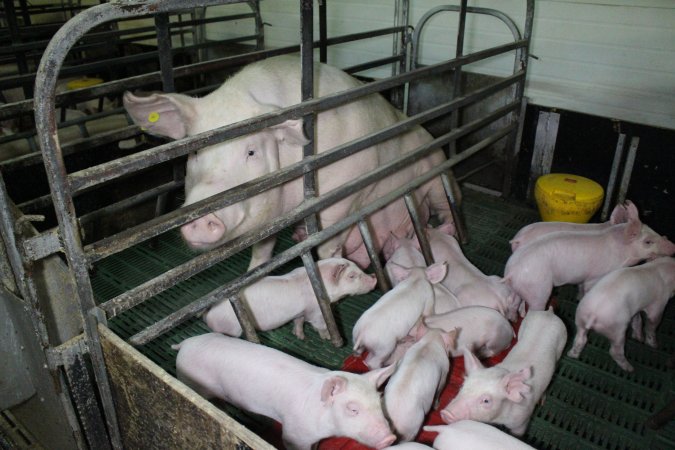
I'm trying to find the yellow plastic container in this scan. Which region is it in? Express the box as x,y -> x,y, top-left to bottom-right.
534,173 -> 604,223
66,77 -> 103,90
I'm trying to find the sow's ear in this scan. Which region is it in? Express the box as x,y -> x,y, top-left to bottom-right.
122,91 -> 196,140
270,118 -> 310,146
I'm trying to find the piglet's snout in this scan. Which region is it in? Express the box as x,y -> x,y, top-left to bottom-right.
374,434 -> 396,449
180,213 -> 226,248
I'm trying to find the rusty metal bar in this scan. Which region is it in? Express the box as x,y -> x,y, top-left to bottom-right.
226,293 -> 260,344
357,219 -> 390,292
301,252 -> 343,347
600,133 -> 627,221
127,121 -> 518,346
617,137 -> 639,206
404,193 -> 433,265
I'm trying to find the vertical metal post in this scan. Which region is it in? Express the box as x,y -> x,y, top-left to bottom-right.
300,252 -> 343,347
300,0 -> 319,237
448,0 -> 467,158
357,220 -> 390,292
249,0 -> 264,50
404,194 -> 433,265
600,133 -> 626,221
318,0 -> 328,63
616,137 -> 639,206
228,293 -> 260,343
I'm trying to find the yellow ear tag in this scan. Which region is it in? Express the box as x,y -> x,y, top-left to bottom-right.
148,112 -> 160,123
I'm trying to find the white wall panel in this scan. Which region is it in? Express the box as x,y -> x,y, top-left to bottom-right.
205,1 -> 675,129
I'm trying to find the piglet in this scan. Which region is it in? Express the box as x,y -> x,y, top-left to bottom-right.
440,308 -> 566,436
204,258 -> 376,339
384,236 -> 461,314
353,262 -> 447,369
425,224 -> 521,320
423,306 -> 514,358
384,328 -> 458,441
173,333 -> 396,450
509,201 -> 630,251
383,443 -> 434,450
424,421 -> 535,450
568,256 -> 675,372
504,202 -> 675,312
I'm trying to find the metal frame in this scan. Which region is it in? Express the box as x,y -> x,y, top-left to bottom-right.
1,1 -> 534,447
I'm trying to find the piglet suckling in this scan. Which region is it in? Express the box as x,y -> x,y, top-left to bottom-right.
509,201 -> 630,251
568,256 -> 675,372
384,328 -> 457,442
384,236 -> 461,315
173,333 -> 396,450
424,421 -> 536,450
504,202 -> 675,312
424,224 -> 521,320
204,258 -> 376,339
440,308 -> 566,436
422,306 -> 514,358
353,262 -> 447,369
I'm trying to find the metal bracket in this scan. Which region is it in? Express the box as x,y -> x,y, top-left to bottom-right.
22,228 -> 63,262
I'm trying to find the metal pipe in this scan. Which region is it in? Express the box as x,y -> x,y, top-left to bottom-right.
600,133 -> 626,221
617,137 -> 639,206
404,193 -> 433,265
301,252 -> 343,347
357,219 -> 390,292
227,293 -> 260,344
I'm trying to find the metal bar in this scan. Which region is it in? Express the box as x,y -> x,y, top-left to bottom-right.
527,110 -> 560,202
357,219 -> 390,292
448,0 -> 468,158
301,252 -> 343,347
616,137 -> 639,205
127,122 -> 518,346
404,193 -> 433,265
102,101 -> 520,319
227,293 -> 260,344
600,133 -> 627,221
502,95 -> 529,198
300,0 -> 320,238
87,73 -> 525,266
319,0 -> 328,63
441,171 -> 467,243
69,44 -> 526,194
155,13 -> 175,93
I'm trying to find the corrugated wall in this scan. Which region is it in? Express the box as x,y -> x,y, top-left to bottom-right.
207,0 -> 674,130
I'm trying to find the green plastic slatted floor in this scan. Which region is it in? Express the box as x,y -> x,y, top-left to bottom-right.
91,190 -> 675,449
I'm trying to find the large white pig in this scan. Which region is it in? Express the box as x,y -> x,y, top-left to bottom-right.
568,256 -> 675,372
424,421 -> 536,450
353,262 -> 447,369
424,224 -> 521,320
503,202 -> 675,312
509,201 -> 630,251
123,55 -> 458,270
204,258 -> 376,339
173,333 -> 396,450
440,308 -> 566,436
422,306 -> 514,358
384,328 -> 457,441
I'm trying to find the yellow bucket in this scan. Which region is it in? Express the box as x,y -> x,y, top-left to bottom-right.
534,173 -> 604,223
66,77 -> 104,90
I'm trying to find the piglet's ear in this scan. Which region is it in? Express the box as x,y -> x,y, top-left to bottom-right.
502,367 -> 532,402
364,364 -> 396,388
332,263 -> 348,282
462,347 -> 484,375
442,328 -> 459,352
321,376 -> 348,405
609,202 -> 629,224
123,91 -> 195,140
425,262 -> 448,284
271,119 -> 310,146
388,262 -> 412,284
623,218 -> 642,242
